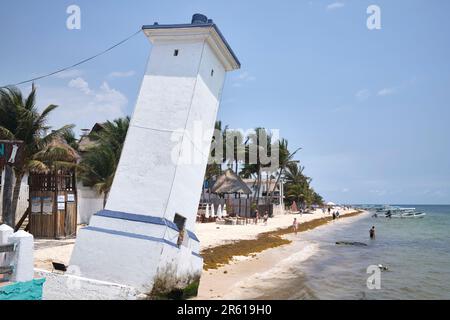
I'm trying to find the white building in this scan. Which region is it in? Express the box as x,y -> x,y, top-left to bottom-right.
76,124 -> 107,225
70,14 -> 240,296
0,172 -> 29,226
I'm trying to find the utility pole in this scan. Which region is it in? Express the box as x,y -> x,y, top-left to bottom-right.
1,140 -> 24,228
2,164 -> 13,226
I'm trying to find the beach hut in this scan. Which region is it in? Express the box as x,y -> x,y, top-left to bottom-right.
27,136 -> 80,239
211,169 -> 252,218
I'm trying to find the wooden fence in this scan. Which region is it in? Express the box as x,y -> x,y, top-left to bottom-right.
27,171 -> 77,239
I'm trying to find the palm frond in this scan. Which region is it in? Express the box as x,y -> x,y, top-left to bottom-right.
0,126 -> 15,140
27,160 -> 50,174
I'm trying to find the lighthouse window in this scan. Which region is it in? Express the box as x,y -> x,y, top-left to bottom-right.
174,49 -> 179,56
211,69 -> 214,77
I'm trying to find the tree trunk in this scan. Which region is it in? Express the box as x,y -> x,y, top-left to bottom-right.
269,167 -> 285,205
10,171 -> 24,227
255,168 -> 262,206
2,165 -> 14,227
103,191 -> 109,209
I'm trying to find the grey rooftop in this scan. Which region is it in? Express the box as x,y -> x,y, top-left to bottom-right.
142,14 -> 240,68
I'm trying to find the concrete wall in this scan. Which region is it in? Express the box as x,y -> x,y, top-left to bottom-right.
0,171 -> 29,225
76,182 -> 104,225
0,228 -> 34,282
35,269 -> 140,300
70,217 -> 202,291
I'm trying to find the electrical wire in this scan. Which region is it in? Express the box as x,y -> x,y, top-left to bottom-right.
0,29 -> 142,89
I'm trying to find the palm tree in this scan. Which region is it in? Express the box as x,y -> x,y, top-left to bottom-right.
286,184 -> 305,204
223,129 -> 244,174
77,117 -> 130,207
62,128 -> 79,151
241,127 -> 273,205
269,139 -> 301,204
31,135 -> 79,173
0,85 -> 74,226
285,162 -> 310,186
284,162 -> 324,207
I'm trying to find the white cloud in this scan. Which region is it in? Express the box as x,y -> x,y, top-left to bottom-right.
326,2 -> 345,11
69,77 -> 92,94
377,88 -> 395,96
108,70 -> 136,79
94,82 -> 128,107
355,89 -> 370,101
236,72 -> 256,81
233,71 -> 256,87
37,77 -> 128,132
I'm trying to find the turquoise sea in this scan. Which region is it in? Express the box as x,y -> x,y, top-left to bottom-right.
231,205 -> 450,300
296,205 -> 450,299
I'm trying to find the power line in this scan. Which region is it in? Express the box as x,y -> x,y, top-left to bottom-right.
0,29 -> 142,89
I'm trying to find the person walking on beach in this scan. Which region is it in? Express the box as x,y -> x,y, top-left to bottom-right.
370,226 -> 376,239
293,218 -> 299,235
263,211 -> 269,226
254,209 -> 259,225
332,211 -> 336,220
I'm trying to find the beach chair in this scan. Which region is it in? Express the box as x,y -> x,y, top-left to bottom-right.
216,218 -> 226,225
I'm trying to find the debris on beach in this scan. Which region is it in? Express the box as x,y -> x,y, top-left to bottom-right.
335,241 -> 368,247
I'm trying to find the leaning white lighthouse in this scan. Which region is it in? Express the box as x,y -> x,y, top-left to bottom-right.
70,14 -> 240,297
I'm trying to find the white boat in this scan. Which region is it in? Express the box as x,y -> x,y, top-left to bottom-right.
372,205 -> 426,219
395,212 -> 426,218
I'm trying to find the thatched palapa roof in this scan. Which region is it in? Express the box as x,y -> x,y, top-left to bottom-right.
211,169 -> 252,195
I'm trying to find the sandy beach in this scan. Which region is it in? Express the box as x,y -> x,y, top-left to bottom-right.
32,208 -> 363,299
196,209 -> 365,299
197,209 -> 354,250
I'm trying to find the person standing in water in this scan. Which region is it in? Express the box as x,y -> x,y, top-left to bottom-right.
370,226 -> 376,239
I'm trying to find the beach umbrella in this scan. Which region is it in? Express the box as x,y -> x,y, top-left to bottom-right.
205,204 -> 210,219
327,201 -> 336,206
211,204 -> 215,218
217,204 -> 222,218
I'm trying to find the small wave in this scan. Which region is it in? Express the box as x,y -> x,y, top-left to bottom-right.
223,243 -> 319,299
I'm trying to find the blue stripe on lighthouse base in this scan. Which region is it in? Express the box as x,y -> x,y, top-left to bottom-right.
93,210 -> 200,242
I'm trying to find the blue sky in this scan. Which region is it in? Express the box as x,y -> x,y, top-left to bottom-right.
1,0 -> 449,204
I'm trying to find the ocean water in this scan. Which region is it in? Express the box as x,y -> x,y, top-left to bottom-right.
228,205 -> 450,300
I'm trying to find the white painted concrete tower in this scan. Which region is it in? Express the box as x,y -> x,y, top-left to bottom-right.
70,14 -> 240,294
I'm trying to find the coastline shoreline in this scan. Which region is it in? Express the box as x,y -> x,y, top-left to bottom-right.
196,209 -> 367,299
199,209 -> 364,270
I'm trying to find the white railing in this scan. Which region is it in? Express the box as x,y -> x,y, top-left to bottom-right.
0,224 -> 34,283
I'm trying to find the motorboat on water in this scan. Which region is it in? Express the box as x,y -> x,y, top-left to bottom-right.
391,211 -> 426,218
372,205 -> 426,219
